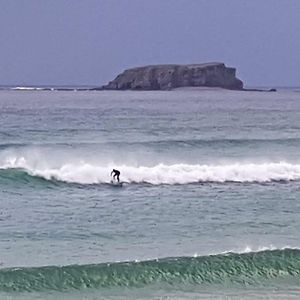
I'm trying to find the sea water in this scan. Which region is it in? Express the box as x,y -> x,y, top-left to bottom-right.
0,89 -> 300,299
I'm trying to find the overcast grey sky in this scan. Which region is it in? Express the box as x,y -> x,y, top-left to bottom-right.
0,0 -> 299,87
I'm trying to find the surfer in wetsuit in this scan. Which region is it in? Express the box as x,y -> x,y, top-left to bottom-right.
111,169 -> 121,182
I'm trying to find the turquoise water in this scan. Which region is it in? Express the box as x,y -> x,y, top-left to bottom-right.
0,89 -> 300,299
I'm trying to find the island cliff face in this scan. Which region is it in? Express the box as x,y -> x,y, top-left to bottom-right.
102,62 -> 243,90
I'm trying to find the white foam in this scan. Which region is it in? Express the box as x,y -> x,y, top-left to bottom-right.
1,155 -> 300,185
227,245 -> 300,254
12,86 -> 43,90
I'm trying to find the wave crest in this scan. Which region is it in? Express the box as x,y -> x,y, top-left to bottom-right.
1,156 -> 300,185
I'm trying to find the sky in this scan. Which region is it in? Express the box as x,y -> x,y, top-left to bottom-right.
0,0 -> 299,87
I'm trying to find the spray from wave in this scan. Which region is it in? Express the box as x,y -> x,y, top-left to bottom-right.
1,154 -> 300,185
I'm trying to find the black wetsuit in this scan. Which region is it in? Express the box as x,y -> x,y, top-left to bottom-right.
111,169 -> 120,182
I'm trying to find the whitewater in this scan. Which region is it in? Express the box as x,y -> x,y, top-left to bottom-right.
2,156 -> 300,184
1,89 -> 300,299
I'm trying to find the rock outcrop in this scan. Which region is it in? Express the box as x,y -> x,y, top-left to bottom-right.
102,62 -> 243,90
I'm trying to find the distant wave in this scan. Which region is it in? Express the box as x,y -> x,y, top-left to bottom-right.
11,86 -> 45,91
6,86 -> 93,91
0,249 -> 299,292
0,160 -> 300,185
1,137 -> 300,149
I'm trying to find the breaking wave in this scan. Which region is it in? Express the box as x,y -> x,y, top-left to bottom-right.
0,150 -> 300,185
0,249 -> 300,292
1,158 -> 300,185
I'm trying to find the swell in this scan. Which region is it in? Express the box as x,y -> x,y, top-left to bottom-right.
0,161 -> 300,185
1,249 -> 300,292
1,137 -> 300,148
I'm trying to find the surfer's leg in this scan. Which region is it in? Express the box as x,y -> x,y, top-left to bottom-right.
117,175 -> 120,182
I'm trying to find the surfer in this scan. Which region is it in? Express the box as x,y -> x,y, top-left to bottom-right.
110,169 -> 121,182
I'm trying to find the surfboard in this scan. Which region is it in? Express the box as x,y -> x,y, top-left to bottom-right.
110,180 -> 123,187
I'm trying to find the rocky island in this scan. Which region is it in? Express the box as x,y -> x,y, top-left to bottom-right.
101,62 -> 243,90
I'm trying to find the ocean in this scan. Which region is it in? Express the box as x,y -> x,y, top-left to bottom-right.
0,88 -> 300,299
